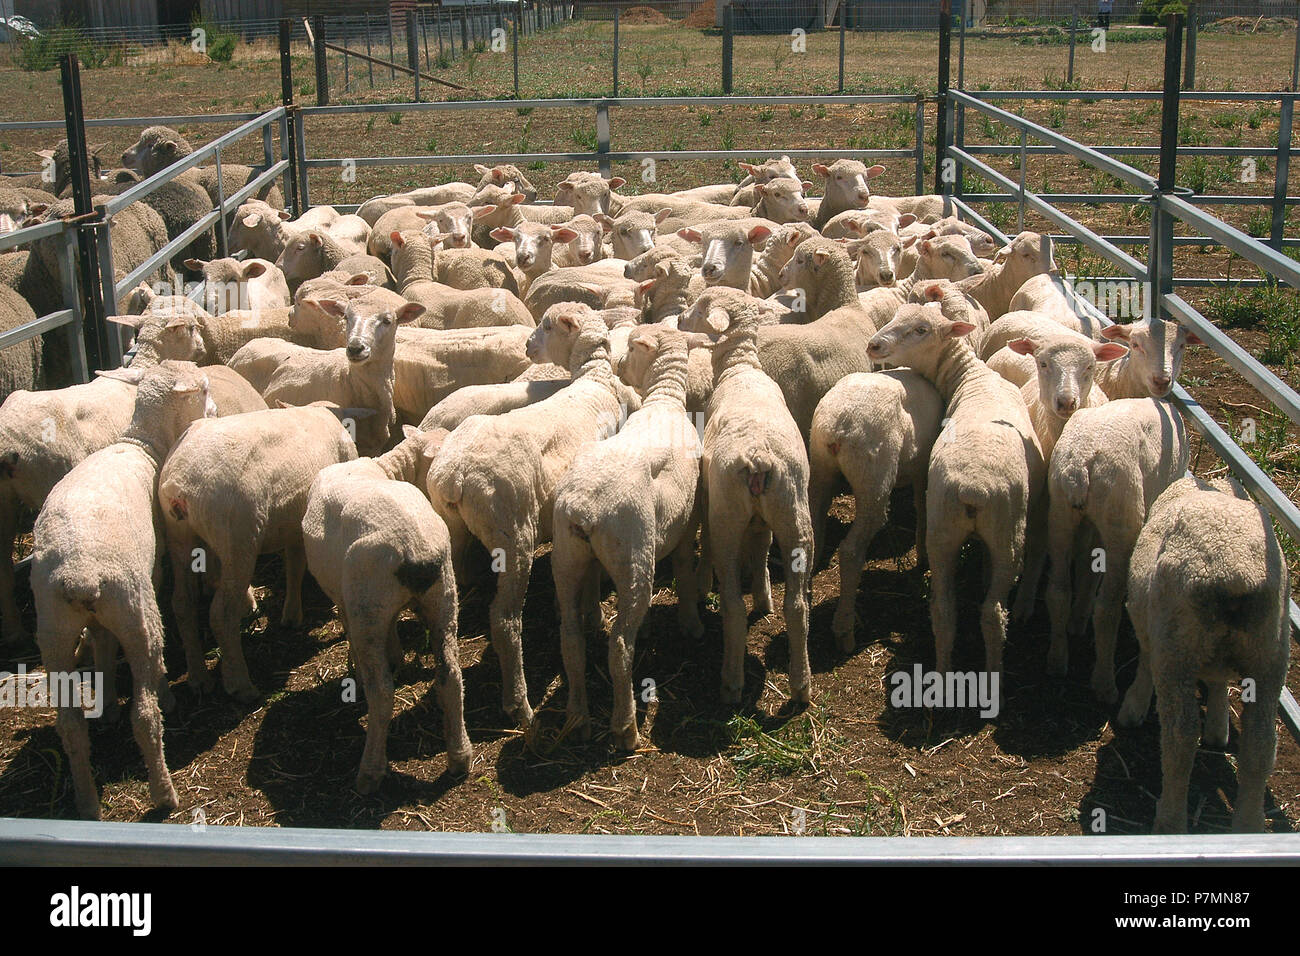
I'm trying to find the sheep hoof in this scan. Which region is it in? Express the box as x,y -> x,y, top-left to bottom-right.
612,724 -> 639,751
157,683 -> 177,715
154,782 -> 180,812
1116,697 -> 1146,729
447,749 -> 473,776
508,701 -> 534,729
720,682 -> 743,706
832,617 -> 855,654
790,683 -> 812,706
355,769 -> 385,795
752,592 -> 773,616
1090,673 -> 1118,706
77,794 -> 103,821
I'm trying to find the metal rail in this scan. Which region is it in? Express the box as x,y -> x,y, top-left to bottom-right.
2,818 -> 1297,865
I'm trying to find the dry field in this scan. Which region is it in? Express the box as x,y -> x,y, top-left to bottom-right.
0,19 -> 1298,835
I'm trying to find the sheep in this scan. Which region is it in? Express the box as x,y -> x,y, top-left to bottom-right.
393,227 -> 521,295
846,230 -> 916,292
488,221 -> 574,294
808,369 -> 943,650
182,256 -> 290,316
0,284 -> 42,402
523,259 -> 641,318
119,125 -> 283,210
732,155 -> 801,207
228,199 -> 297,261
419,378 -> 570,431
749,222 -> 819,298
32,360 -> 215,819
547,215 -> 606,268
673,183 -> 739,204
898,216 -> 998,274
121,287 -> 318,365
622,241 -> 702,282
158,402 -> 359,702
413,201 -> 476,249
1006,271 -> 1083,324
276,229 -> 359,294
260,294 -> 424,456
551,325 -> 704,748
1116,476 -> 1290,834
956,231 -> 1056,321
1044,397 -> 1189,703
388,231 -> 532,329
356,184 -> 475,227
554,174 -> 626,216
679,296 -> 813,705
979,309 -> 1096,362
1095,319 -> 1202,399
868,303 -> 1044,690
1009,332 -> 1123,459
593,209 -> 666,260
633,257 -> 708,325
857,235 -> 985,327
302,425 -> 472,790
907,279 -> 993,354
750,178 -> 813,225
426,303 -> 624,727
821,209 -> 916,240
811,160 -> 944,229
679,219 -> 774,290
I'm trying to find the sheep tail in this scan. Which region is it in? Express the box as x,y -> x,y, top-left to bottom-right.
57,575 -> 101,613
1056,459 -> 1091,511
740,450 -> 776,497
395,558 -> 443,595
1189,576 -> 1274,633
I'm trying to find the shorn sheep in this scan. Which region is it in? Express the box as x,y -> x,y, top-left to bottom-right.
680,295 -> 813,706
1116,476 -> 1290,833
427,303 -> 624,727
303,425 -> 472,791
551,325 -> 703,749
32,360 -> 215,819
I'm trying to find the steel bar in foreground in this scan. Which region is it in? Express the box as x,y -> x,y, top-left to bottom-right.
2,819 -> 1298,865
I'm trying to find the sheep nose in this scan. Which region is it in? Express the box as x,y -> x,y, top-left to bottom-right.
867,342 -> 884,358
701,263 -> 720,278
579,251 -> 592,263
623,264 -> 634,278
1056,397 -> 1078,415
346,342 -> 365,359
452,233 -> 467,244
856,190 -> 871,202
1152,375 -> 1172,393
879,271 -> 894,284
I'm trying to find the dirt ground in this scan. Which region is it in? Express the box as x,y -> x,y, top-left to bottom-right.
1,20 -> 1298,835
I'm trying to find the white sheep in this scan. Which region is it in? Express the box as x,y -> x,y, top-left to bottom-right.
750,222 -> 819,299
158,402 -> 359,702
32,360 -> 215,818
677,219 -> 774,290
1095,319 -> 1202,399
183,256 -> 290,316
426,303 -> 624,727
1044,397 -> 1189,703
302,425 -> 472,791
956,231 -> 1057,321
1116,476 -> 1290,833
388,231 -> 533,329
679,294 -> 813,705
868,303 -> 1044,689
551,325 -> 703,748
808,369 -> 942,650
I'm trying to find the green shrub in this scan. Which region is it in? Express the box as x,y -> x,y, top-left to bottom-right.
18,21 -> 111,71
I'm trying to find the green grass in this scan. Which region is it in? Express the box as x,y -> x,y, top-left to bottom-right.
726,707 -> 837,781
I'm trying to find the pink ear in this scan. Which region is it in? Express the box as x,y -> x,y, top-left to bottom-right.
608,177 -> 627,190
898,213 -> 917,228
677,228 -> 702,243
396,303 -> 426,324
551,227 -> 580,243
902,234 -> 919,249
557,312 -> 581,331
277,210 -> 293,221
508,193 -> 526,206
748,225 -> 773,244
1185,331 -> 1203,345
754,183 -> 767,196
308,232 -> 323,245
921,239 -> 933,254
800,180 -> 813,191
243,261 -> 268,279
812,164 -> 830,177
654,207 -> 673,224
489,227 -> 516,242
1093,341 -> 1128,361
948,321 -> 976,338
866,164 -> 886,179
389,231 -> 405,246
471,204 -> 498,220
812,249 -> 830,266
1008,338 -> 1037,356
923,283 -> 944,302
1100,324 -> 1131,341
638,278 -> 656,293
315,299 -> 347,318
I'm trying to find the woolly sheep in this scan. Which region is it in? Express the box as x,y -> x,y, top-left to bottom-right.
182,256 -> 290,316
551,325 -> 704,748
808,369 -> 943,650
1095,319 -> 1202,399
302,426 -> 472,790
388,231 -> 532,328
120,125 -> 283,211
426,304 -> 624,727
276,230 -> 358,293
956,231 -> 1056,321
1116,476 -> 1290,833
32,360 -> 215,818
679,295 -> 813,705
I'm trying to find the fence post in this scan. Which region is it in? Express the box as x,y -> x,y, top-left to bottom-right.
1151,13 -> 1185,318
935,0 -> 951,196
838,4 -> 845,93
1068,5 -> 1077,85
59,53 -> 109,370
914,96 -> 925,197
279,19 -> 300,218
613,7 -> 620,97
956,0 -> 965,161
387,10 -> 396,78
513,1 -> 521,97
461,7 -> 469,52
1184,2 -> 1196,91
1293,17 -> 1300,91
422,10 -> 430,70
313,15 -> 328,106
722,4 -> 733,95
365,12 -> 374,87
343,17 -> 350,92
1271,95 -> 1294,251
597,101 -> 611,178
407,11 -> 420,102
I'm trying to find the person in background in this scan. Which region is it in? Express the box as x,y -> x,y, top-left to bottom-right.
1098,0 -> 1112,29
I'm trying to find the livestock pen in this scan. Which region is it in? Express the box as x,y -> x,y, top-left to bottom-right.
1,9 -> 1299,861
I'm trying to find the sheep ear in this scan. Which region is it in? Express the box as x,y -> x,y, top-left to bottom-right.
395,303 -> 426,325
898,213 -> 917,228
608,177 -> 627,190
754,183 -> 767,197
1100,324 -> 1131,342
313,299 -> 348,319
866,164 -> 886,179
243,260 -> 269,279
508,193 -> 527,206
902,234 -> 919,249
811,249 -> 830,266
638,278 -> 657,295
471,204 -> 498,220
183,258 -> 206,271
308,232 -> 323,246
681,331 -> 718,349
551,226 -> 579,243
413,209 -> 439,220
171,378 -> 203,394
812,163 -> 830,177
277,210 -> 293,221
426,232 -> 450,247
555,312 -> 581,332
1008,337 -> 1037,356
107,313 -> 147,330
474,163 -> 491,175
921,239 -> 933,254
389,230 -> 405,247
345,273 -> 371,286
947,321 -> 976,339
241,213 -> 261,228
677,227 -> 702,243
593,213 -> 613,231
747,225 -> 772,245
923,283 -> 945,302
800,180 -> 814,192
654,207 -> 674,225
34,149 -> 54,161
96,366 -> 145,385
1184,330 -> 1203,345
654,261 -> 671,279
164,316 -> 192,330
1093,341 -> 1128,362
489,227 -> 516,242
402,424 -> 420,441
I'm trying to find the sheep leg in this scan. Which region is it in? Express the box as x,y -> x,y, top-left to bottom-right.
167,526 -> 214,694
281,541 -> 307,627
744,523 -> 773,616
694,478 -> 713,597
37,612 -> 101,819
489,544 -> 535,728
912,479 -> 928,571
88,625 -> 121,724
806,449 -> 837,572
352,632 -> 393,795
210,555 -> 260,704
1068,529 -> 1100,638
1089,550 -> 1130,705
0,489 -> 26,645
423,577 -> 471,774
385,619 -> 404,671
609,567 -> 651,751
671,531 -> 704,639
552,529 -> 592,739
979,544 -> 1017,701
1045,501 -> 1081,677
710,500 -> 752,706
1152,670 -> 1200,834
1011,494 -> 1048,624
770,503 -> 813,705
1117,647 -> 1154,728
1233,678 -> 1280,833
1204,679 -> 1231,749
119,602 -> 179,812
832,493 -> 888,654
927,503 -> 967,675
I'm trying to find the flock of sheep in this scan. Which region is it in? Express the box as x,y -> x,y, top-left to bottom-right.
0,126 -> 1291,834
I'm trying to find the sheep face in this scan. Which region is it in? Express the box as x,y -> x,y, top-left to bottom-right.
121,126 -> 190,177
337,299 -> 423,364
754,178 -> 812,224
416,203 -> 474,248
687,222 -> 772,287
624,244 -> 683,281
475,163 -> 537,202
1100,319 -> 1202,397
868,302 -> 972,366
1012,336 -> 1125,419
599,211 -> 657,260
915,234 -> 984,282
527,304 -> 594,365
618,325 -> 668,389
276,231 -> 328,288
739,155 -> 799,184
555,175 -> 625,216
847,231 -> 908,288
993,230 -> 1057,274
813,159 -> 885,210
778,236 -> 846,292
